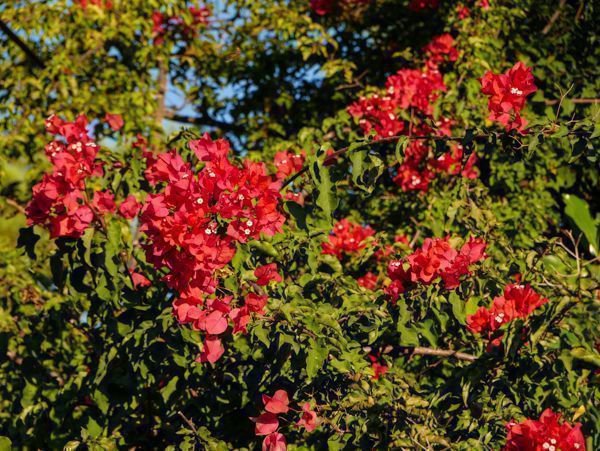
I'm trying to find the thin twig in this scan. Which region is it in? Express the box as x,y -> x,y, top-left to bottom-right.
542,0 -> 567,35
410,347 -> 477,362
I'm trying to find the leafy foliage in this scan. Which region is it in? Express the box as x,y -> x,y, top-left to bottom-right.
0,0 -> 598,449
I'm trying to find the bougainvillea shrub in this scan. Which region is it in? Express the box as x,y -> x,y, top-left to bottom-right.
0,0 -> 598,449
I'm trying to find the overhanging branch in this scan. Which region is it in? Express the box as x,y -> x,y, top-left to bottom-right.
0,20 -> 45,69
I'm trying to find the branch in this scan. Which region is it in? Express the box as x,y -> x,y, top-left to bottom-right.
282,133 -> 473,188
154,58 -> 168,139
542,0 -> 567,35
0,20 -> 45,69
409,347 -> 477,362
544,98 -> 600,105
165,109 -> 243,132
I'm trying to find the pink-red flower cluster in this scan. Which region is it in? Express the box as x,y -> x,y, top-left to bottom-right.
252,390 -> 318,450
480,62 -> 537,132
423,34 -> 459,65
321,218 -> 375,259
368,354 -> 389,380
504,408 -> 586,451
152,6 -> 210,45
273,150 -> 305,180
385,236 -> 487,301
348,34 -> 477,192
348,63 -> 447,138
26,115 -> 108,238
139,133 -> 285,363
466,284 -> 548,337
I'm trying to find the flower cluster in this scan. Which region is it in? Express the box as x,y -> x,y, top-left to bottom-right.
152,6 -> 210,45
348,63 -> 447,138
273,150 -> 305,180
26,115 -> 106,238
504,408 -> 586,451
310,0 -> 370,15
385,236 -> 487,301
467,284 -> 548,338
348,34 -> 478,192
480,62 -> 537,132
321,218 -> 375,259
252,390 -> 318,450
139,134 -> 286,363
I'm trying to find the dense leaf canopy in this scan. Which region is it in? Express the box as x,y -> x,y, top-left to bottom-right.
0,0 -> 598,450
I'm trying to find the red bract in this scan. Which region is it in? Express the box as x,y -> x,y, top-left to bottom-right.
273,150 -> 305,180
263,390 -> 290,414
152,6 -> 210,46
504,408 -> 586,451
26,114 -> 111,238
386,237 -> 487,301
255,264 -> 283,286
196,335 -> 224,364
262,432 -> 287,451
357,272 -> 378,290
118,195 -> 141,219
321,218 -> 375,259
467,284 -> 548,336
139,133 -> 285,363
284,191 -> 305,206
480,62 -> 537,132
254,412 -> 279,436
105,113 -> 123,131
297,402 -> 318,431
368,355 -> 389,380
423,34 -> 459,65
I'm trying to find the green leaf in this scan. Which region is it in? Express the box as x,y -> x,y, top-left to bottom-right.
563,194 -> 599,255
306,338 -> 328,379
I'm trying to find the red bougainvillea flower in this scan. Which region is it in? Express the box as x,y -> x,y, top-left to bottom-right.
504,408 -> 586,451
26,114 -> 113,239
368,354 -> 389,380
254,412 -> 280,436
118,195 -> 142,219
140,133 -> 285,363
321,218 -> 375,259
105,113 -> 124,131
273,150 -> 305,180
480,62 -> 537,132
297,402 -> 318,432
152,6 -> 210,46
284,191 -> 305,206
255,263 -> 283,286
262,432 -> 287,451
196,335 -> 225,364
130,271 -> 151,289
467,284 -> 548,336
92,190 -> 116,215
357,272 -> 379,290
423,34 -> 459,64
386,237 -> 487,302
456,4 -> 471,19
262,390 -> 290,414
